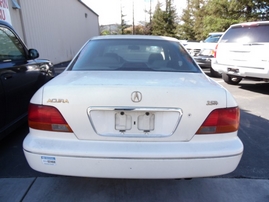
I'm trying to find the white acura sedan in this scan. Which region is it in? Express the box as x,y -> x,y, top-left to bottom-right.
23,35 -> 243,179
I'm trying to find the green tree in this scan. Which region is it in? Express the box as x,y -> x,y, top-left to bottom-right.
179,0 -> 269,40
178,0 -> 196,40
203,0 -> 241,34
203,0 -> 269,34
152,0 -> 178,38
192,0 -> 207,40
179,0 -> 207,41
152,1 -> 166,35
144,0 -> 153,35
134,25 -> 147,35
163,0 -> 178,38
101,30 -> 110,35
231,0 -> 269,21
120,4 -> 128,34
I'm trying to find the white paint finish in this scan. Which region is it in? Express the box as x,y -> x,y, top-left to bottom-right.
25,36 -> 242,178
23,132 -> 242,158
24,150 -> 242,179
33,71 -> 230,141
212,21 -> 269,80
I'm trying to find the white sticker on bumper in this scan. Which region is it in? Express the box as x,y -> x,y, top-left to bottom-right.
41,156 -> 56,165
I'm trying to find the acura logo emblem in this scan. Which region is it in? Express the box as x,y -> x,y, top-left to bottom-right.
131,91 -> 142,103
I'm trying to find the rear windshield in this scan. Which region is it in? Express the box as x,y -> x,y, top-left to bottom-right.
68,39 -> 200,73
204,34 -> 222,43
220,24 -> 269,43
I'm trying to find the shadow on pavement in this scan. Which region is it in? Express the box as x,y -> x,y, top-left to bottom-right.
238,82 -> 269,95
224,109 -> 269,179
0,124 -> 54,178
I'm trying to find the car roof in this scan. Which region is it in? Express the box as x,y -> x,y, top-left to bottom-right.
230,21 -> 269,28
90,35 -> 179,42
0,20 -> 12,28
209,32 -> 224,35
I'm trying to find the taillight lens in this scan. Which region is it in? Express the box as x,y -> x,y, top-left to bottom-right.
241,22 -> 259,27
28,104 -> 73,132
213,44 -> 218,58
196,107 -> 240,134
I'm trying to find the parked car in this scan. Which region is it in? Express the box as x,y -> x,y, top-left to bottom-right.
178,40 -> 188,46
212,21 -> 269,85
0,20 -> 55,140
185,32 -> 223,77
185,32 -> 223,57
23,35 -> 243,179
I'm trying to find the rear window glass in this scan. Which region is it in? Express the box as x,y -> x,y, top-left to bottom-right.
204,34 -> 222,43
220,24 -> 269,43
68,39 -> 200,73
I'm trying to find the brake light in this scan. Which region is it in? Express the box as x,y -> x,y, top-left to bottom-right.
241,22 -> 259,27
196,107 -> 240,134
28,104 -> 73,132
213,44 -> 218,58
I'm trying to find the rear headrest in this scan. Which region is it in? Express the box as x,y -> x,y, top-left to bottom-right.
104,53 -> 119,58
148,53 -> 163,64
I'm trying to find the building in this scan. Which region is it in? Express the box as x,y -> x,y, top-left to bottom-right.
5,0 -> 100,64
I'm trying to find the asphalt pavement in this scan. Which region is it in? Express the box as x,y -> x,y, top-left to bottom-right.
1,65 -> 269,202
1,177 -> 269,202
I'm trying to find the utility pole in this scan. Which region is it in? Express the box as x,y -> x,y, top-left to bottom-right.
149,0 -> 152,24
132,0 -> 135,35
145,0 -> 152,23
120,0 -> 126,34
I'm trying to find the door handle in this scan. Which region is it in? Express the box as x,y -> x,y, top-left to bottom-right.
4,74 -> 13,80
1,70 -> 16,80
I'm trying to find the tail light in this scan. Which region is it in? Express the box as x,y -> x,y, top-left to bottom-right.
196,107 -> 240,134
241,22 -> 259,27
28,104 -> 73,132
213,44 -> 218,58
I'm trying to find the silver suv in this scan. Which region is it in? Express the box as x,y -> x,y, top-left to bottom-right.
211,21 -> 269,85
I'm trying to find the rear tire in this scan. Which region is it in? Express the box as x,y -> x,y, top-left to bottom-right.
222,73 -> 242,85
210,67 -> 221,77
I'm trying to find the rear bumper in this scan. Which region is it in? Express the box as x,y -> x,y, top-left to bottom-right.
211,60 -> 269,79
23,133 -> 243,179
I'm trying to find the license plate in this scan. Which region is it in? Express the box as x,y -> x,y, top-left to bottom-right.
115,111 -> 155,132
88,107 -> 182,137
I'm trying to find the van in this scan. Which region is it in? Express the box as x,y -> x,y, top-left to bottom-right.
212,21 -> 269,85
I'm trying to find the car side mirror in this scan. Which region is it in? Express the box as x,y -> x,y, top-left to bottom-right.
28,49 -> 39,59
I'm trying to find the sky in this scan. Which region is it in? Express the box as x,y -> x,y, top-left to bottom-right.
82,0 -> 186,25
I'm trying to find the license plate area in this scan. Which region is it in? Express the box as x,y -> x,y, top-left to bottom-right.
115,111 -> 155,132
88,107 -> 182,138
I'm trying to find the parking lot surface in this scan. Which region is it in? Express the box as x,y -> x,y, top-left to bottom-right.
1,177 -> 269,202
1,67 -> 269,202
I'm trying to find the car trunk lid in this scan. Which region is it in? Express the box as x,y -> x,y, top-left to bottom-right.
40,71 -> 228,141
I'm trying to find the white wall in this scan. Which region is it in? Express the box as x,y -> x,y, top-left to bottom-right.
9,0 -> 100,64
